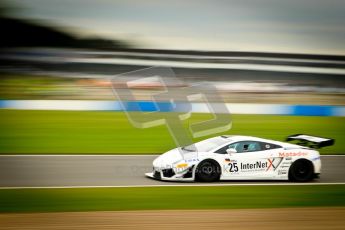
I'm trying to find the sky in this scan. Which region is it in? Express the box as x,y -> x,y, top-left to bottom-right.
5,0 -> 345,55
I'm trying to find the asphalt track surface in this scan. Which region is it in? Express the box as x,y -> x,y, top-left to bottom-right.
0,155 -> 344,188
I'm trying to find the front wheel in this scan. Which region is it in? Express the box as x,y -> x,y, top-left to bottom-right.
195,160 -> 221,182
288,159 -> 314,182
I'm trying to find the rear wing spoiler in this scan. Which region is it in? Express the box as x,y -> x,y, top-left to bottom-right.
286,134 -> 335,149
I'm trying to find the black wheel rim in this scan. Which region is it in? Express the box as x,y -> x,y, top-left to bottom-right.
200,162 -> 217,178
295,162 -> 311,179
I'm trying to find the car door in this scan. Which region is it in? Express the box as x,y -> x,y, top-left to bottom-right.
217,141 -> 282,180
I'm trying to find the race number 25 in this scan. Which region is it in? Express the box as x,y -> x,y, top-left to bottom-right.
229,162 -> 238,172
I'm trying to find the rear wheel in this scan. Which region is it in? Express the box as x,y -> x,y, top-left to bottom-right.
288,159 -> 314,182
195,160 -> 221,182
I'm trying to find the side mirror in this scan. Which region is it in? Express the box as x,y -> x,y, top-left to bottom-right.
226,148 -> 237,154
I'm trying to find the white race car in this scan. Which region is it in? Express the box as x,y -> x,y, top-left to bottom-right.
145,134 -> 334,182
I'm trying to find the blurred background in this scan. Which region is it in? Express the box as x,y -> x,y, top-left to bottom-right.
0,0 -> 345,154
0,0 -> 345,104
0,2 -> 345,228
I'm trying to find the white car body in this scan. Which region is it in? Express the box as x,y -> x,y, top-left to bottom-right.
145,135 -> 322,182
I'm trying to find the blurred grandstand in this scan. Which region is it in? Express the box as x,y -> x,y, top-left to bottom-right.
1,47 -> 345,105
0,8 -> 344,106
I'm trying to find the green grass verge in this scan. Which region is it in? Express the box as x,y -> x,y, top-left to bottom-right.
0,185 -> 344,213
0,110 -> 344,154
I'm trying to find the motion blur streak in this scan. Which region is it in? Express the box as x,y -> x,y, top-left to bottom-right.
0,1 -> 344,229
1,208 -> 344,230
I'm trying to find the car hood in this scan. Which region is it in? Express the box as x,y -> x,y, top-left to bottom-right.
153,148 -> 184,167
153,148 -> 201,167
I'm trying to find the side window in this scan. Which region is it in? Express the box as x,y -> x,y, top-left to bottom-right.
236,141 -> 262,153
260,142 -> 282,150
215,141 -> 275,154
228,143 -> 238,149
214,143 -> 239,154
214,144 -> 231,154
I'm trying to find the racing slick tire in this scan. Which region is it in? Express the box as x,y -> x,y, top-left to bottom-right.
195,159 -> 221,182
288,159 -> 314,182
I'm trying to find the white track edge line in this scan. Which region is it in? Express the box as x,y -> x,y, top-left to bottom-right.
0,155 -> 343,157
0,182 -> 345,190
0,155 -> 158,157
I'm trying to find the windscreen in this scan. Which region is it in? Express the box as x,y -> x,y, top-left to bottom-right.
182,136 -> 230,152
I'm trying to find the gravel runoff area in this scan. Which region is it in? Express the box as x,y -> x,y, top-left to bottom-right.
0,207 -> 344,230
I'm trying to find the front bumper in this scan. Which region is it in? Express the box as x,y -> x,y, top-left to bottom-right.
145,167 -> 194,182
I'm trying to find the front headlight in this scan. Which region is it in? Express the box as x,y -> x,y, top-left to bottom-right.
174,162 -> 189,174
176,163 -> 188,168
